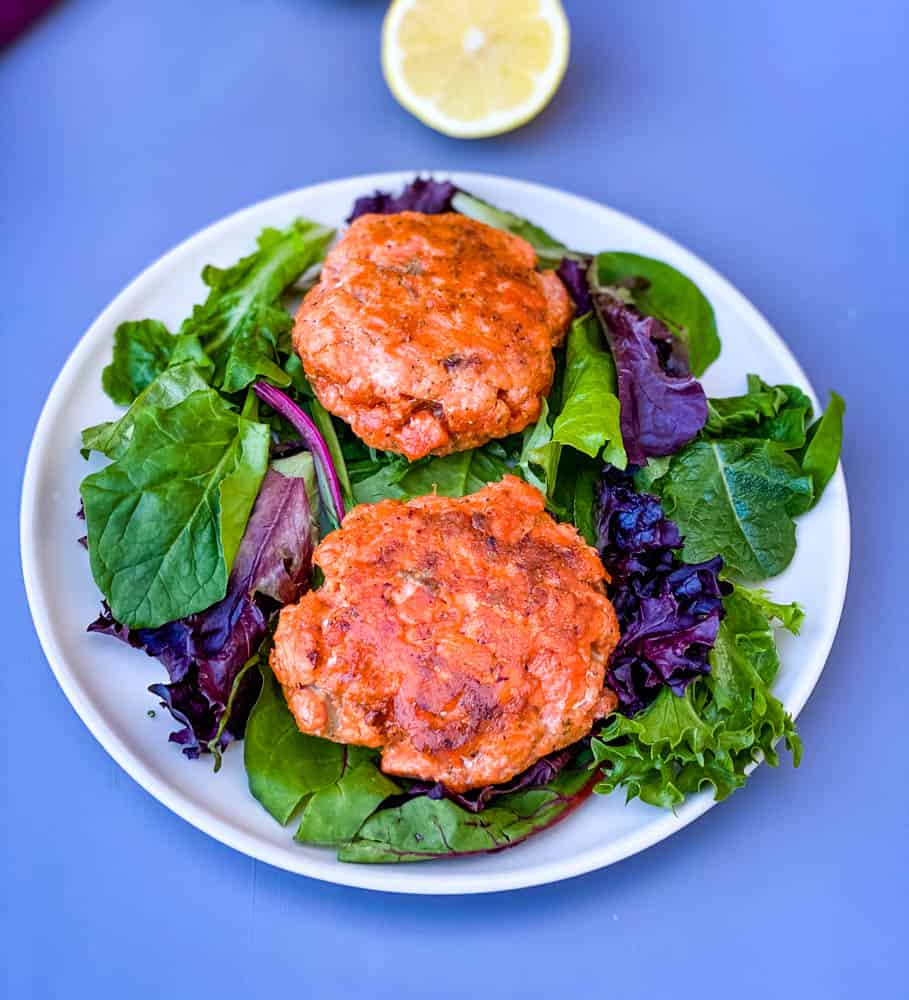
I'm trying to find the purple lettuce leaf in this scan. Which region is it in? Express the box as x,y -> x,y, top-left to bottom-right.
556,257 -> 593,315
595,464 -> 730,715
347,178 -> 458,223
87,460 -> 317,758
404,743 -> 581,814
592,292 -> 707,466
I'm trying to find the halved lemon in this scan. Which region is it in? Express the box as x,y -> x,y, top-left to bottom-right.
382,0 -> 570,139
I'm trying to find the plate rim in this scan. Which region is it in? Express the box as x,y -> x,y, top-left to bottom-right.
20,170 -> 851,895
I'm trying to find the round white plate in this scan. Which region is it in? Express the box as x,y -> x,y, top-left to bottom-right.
21,172 -> 850,895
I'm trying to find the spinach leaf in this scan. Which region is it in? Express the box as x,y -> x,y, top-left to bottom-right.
81,363 -> 211,460
653,439 -> 813,579
450,191 -> 575,268
294,762 -> 400,846
703,375 -> 846,510
592,585 -> 802,808
81,387 -> 269,628
593,252 -> 720,376
551,313 -> 626,469
796,391 -> 845,506
180,219 -> 334,392
339,762 -> 596,863
244,665 -> 343,823
101,320 -> 175,405
245,666 -> 397,839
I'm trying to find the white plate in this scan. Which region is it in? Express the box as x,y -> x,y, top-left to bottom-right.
20,172 -> 850,895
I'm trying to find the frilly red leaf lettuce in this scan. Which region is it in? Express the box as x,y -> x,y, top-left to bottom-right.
404,743 -> 580,814
555,257 -> 593,314
347,178 -> 458,222
596,465 -> 730,715
593,292 -> 707,465
88,455 -> 317,758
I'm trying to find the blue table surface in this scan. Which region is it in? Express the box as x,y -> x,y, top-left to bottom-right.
3,2 -> 907,997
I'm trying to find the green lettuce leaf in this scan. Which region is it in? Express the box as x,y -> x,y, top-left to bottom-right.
593,252 -> 720,375
641,378 -> 844,578
650,439 -> 814,579
517,398 -> 559,495
308,397 -> 354,510
450,191 -> 574,268
705,375 -> 813,450
80,386 -> 269,628
245,666 -> 398,842
796,390 -> 845,506
180,219 -> 334,392
349,446 -> 510,505
101,320 -> 175,405
551,313 -> 626,468
592,585 -> 802,808
339,761 -> 596,863
513,315 -> 625,501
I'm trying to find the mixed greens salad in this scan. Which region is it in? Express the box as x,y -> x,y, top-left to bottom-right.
79,178 -> 844,862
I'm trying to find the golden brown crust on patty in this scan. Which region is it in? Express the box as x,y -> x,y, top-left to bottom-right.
270,477 -> 620,792
293,212 -> 573,460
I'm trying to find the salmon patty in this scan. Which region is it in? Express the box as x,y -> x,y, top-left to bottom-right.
271,477 -> 620,792
293,212 -> 573,460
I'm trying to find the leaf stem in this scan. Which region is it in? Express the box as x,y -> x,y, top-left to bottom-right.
253,382 -> 346,525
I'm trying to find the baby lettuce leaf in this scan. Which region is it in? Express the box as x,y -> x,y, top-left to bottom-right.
555,258 -> 593,314
348,177 -> 458,221
451,191 -> 574,268
593,252 -> 720,375
350,447 -> 510,506
339,763 -> 597,863
100,321 -> 214,408
595,465 -> 730,715
346,178 -> 577,269
650,439 -> 814,579
101,320 -> 175,405
308,397 -> 354,510
703,376 -> 843,511
516,315 -> 626,499
592,585 -> 802,808
551,313 -> 626,469
294,762 -> 401,846
180,219 -> 334,393
82,363 -> 211,460
252,383 -> 347,527
245,665 -> 341,824
592,292 -> 707,465
796,391 -> 845,506
81,387 -> 269,628
518,399 -> 560,496
705,375 -> 813,449
95,218 -> 330,404
221,320 -> 292,395
88,451 -> 317,759
569,462 -> 600,545
245,666 -> 398,840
